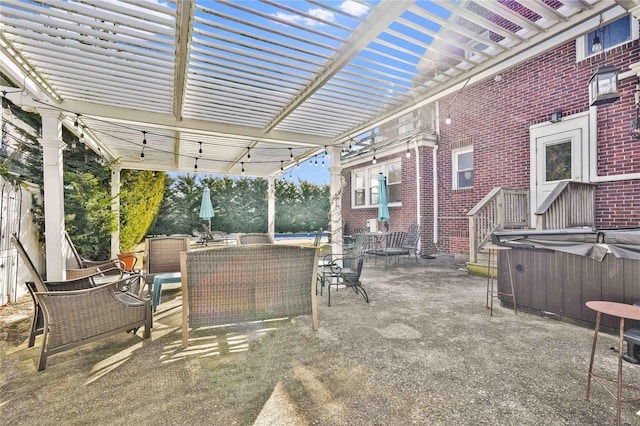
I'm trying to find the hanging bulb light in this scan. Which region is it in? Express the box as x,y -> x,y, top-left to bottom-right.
73,114 -> 79,128
372,148 -> 377,164
194,158 -> 198,171
140,147 -> 145,160
445,114 -> 452,125
79,126 -> 84,141
280,160 -> 284,171
296,162 -> 300,169
289,147 -> 293,159
324,145 -> 329,159
309,157 -> 313,166
405,142 -> 411,158
247,147 -> 251,162
241,162 -> 245,175
321,159 -> 325,167
71,140 -> 77,149
198,141 -> 203,156
314,157 -> 318,167
142,130 -> 147,145
591,34 -> 602,53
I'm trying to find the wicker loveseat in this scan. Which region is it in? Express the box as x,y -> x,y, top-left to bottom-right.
180,244 -> 319,346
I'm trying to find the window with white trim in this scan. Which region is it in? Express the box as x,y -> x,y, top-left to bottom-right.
351,160 -> 402,208
576,15 -> 638,61
452,147 -> 473,190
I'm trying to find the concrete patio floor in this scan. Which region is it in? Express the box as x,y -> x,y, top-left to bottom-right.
1,254 -> 639,425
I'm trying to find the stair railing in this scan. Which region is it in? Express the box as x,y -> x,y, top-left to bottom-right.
534,181 -> 596,230
467,188 -> 529,263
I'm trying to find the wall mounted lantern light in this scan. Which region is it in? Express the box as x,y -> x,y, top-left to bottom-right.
589,64 -> 620,106
549,110 -> 562,123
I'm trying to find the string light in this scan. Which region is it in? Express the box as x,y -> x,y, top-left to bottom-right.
406,142 -> 411,158
314,157 -> 318,167
324,145 -> 328,159
73,114 -> 79,128
296,162 -> 300,169
445,114 -> 451,125
372,148 -> 377,164
309,157 -> 313,166
194,157 -> 198,170
280,160 -> 284,171
241,162 -> 245,175
198,141 -> 203,156
79,126 -> 84,141
321,159 -> 325,167
247,147 -> 251,162
140,147 -> 145,160
289,147 -> 293,159
142,130 -> 147,145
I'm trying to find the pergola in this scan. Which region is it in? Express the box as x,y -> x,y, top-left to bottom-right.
1,0 -> 634,279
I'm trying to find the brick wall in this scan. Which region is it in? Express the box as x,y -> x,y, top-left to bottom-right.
342,36 -> 639,256
437,37 -> 639,253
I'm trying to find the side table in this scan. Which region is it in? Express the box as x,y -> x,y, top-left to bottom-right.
585,301 -> 640,426
484,244 -> 517,316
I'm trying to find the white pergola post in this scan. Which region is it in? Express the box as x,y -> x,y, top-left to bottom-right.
38,109 -> 66,280
328,146 -> 343,256
267,176 -> 275,237
110,167 -> 121,258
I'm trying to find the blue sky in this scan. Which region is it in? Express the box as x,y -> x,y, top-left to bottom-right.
281,159 -> 330,185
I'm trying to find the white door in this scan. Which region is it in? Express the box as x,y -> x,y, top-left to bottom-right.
530,113 -> 589,227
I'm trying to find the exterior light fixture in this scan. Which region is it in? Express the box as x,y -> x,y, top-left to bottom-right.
549,110 -> 562,123
241,162 -> 245,175
445,114 -> 451,125
198,141 -> 203,156
247,147 -> 251,162
589,64 -> 619,106
372,148 -> 377,164
289,148 -> 293,159
194,158 -> 198,170
591,34 -> 602,53
324,146 -> 328,159
405,142 -> 411,158
280,160 -> 284,171
142,130 -> 147,145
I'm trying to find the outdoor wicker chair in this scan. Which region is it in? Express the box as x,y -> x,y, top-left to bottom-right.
318,251 -> 368,306
236,233 -> 274,245
143,235 -> 190,294
64,231 -> 129,277
11,234 -> 151,371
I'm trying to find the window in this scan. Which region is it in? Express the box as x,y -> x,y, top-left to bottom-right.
577,15 -> 638,61
351,160 -> 402,208
453,147 -> 473,190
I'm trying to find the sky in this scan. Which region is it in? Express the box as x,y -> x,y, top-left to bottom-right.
281,158 -> 330,185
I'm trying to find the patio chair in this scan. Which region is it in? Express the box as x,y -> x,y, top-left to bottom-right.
237,233 -> 274,245
11,234 -> 151,370
318,251 -> 368,306
369,231 -> 406,266
144,235 -> 190,299
64,230 -> 130,277
402,224 -> 421,263
312,228 -> 323,247
196,224 -> 231,245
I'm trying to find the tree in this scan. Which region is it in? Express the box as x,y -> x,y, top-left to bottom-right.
119,170 -> 165,251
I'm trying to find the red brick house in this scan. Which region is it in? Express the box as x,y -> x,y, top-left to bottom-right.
339,10 -> 640,263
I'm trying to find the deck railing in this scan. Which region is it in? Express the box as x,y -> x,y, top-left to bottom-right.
467,188 -> 529,263
534,181 -> 596,230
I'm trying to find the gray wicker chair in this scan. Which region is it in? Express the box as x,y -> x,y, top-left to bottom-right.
143,235 -> 190,292
11,234 -> 151,371
180,244 -> 318,346
64,231 -> 130,271
236,233 -> 274,245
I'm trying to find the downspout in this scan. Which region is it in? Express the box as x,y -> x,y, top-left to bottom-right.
413,139 -> 420,254
433,144 -> 438,246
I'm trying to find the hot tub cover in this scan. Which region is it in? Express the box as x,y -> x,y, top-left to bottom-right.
492,228 -> 640,261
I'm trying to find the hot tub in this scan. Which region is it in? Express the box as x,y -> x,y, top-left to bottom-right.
492,228 -> 640,329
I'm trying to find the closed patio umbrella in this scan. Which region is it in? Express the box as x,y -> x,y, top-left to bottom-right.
199,187 -> 215,228
377,173 -> 390,231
